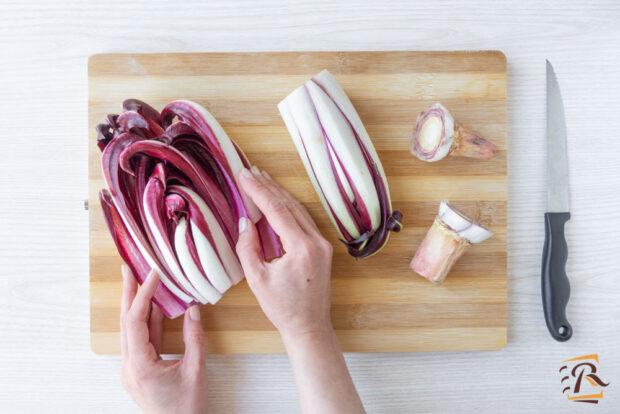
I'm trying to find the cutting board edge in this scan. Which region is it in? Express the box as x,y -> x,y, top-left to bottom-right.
89,327 -> 507,355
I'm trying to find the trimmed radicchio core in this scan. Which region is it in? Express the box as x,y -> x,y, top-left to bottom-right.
97,99 -> 282,318
411,103 -> 496,162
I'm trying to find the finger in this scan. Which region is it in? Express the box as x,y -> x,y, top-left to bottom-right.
121,265 -> 138,315
126,269 -> 161,362
149,303 -> 164,355
120,265 -> 138,356
260,170 -> 320,235
128,269 -> 160,322
181,306 -> 205,372
235,217 -> 266,285
239,167 -> 304,246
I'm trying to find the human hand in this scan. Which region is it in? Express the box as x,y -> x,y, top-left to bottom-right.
235,167 -> 334,340
120,266 -> 208,414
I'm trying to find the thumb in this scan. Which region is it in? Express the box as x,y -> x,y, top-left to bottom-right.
235,217 -> 266,283
182,305 -> 205,369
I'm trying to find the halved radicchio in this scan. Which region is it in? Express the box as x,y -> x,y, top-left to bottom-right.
97,99 -> 281,318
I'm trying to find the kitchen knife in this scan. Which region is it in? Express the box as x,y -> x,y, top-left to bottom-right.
542,60 -> 572,342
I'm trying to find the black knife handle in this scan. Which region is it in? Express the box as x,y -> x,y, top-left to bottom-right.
541,212 -> 572,341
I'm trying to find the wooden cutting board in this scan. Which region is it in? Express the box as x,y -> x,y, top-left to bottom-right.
89,51 -> 507,354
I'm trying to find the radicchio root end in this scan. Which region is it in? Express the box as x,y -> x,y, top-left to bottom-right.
448,125 -> 496,160
411,103 -> 496,162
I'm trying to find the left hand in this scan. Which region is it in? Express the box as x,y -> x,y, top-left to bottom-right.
119,266 -> 208,414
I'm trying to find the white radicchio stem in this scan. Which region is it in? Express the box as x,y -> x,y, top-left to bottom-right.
278,70 -> 402,258
411,103 -> 496,162
174,217 -> 223,304
410,200 -> 493,284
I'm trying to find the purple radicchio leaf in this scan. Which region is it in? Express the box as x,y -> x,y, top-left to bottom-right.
99,189 -> 188,318
96,99 -> 282,317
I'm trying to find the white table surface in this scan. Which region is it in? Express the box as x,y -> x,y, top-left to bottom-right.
1,1 -> 619,412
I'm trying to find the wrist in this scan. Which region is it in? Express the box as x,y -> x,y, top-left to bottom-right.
280,323 -> 335,346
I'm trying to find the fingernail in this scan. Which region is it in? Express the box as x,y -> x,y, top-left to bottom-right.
189,305 -> 201,321
251,165 -> 261,176
238,217 -> 248,233
241,168 -> 253,179
262,170 -> 272,180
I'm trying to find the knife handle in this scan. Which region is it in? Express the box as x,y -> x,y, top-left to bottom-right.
541,212 -> 572,341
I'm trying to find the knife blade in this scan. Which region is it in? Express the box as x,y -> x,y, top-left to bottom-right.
542,60 -> 572,342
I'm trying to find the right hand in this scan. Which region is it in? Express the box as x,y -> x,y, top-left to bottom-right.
235,167 -> 334,339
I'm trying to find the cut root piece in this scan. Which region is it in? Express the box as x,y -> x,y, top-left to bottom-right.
449,125 -> 496,160
410,218 -> 470,284
410,200 -> 493,284
411,103 -> 495,162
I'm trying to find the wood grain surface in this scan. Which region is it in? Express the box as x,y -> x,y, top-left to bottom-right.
88,51 -> 507,354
